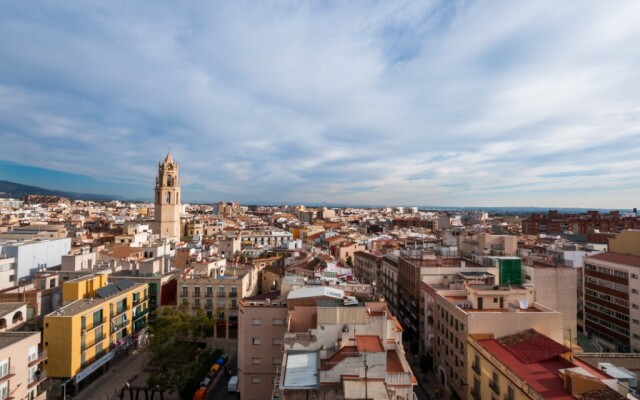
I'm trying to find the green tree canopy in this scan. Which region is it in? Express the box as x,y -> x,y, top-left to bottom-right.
145,306 -> 215,396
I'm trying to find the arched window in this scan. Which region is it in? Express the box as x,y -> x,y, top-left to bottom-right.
167,176 -> 173,187
166,192 -> 171,204
12,311 -> 23,324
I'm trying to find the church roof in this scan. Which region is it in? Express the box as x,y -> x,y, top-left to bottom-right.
164,152 -> 174,164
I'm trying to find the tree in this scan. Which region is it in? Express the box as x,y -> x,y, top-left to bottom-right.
145,306 -> 215,397
346,255 -> 353,267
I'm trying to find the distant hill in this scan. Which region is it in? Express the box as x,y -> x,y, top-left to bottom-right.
0,180 -> 125,202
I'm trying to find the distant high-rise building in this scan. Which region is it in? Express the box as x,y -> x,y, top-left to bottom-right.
153,153 -> 181,238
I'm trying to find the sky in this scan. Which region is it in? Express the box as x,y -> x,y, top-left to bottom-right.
1,1 -> 640,208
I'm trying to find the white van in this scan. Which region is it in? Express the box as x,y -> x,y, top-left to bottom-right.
228,375 -> 238,392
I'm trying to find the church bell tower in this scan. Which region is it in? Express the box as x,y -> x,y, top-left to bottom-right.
154,153 -> 181,238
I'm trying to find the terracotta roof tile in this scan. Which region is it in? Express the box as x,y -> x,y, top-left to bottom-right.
497,329 -> 570,364
575,387 -> 626,400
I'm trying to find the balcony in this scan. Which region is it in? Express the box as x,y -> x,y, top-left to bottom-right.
111,319 -> 129,333
28,351 -> 47,367
0,367 -> 16,383
205,304 -> 213,310
229,292 -> 238,298
217,292 -> 226,298
180,292 -> 189,298
471,390 -> 481,400
192,304 -> 202,309
111,305 -> 130,318
132,297 -> 146,306
205,292 -> 214,298
28,370 -> 47,388
133,309 -> 149,321
81,318 -> 107,335
193,292 -> 202,298
81,336 -> 105,352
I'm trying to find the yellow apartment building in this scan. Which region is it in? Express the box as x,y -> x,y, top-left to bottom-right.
43,275 -> 149,386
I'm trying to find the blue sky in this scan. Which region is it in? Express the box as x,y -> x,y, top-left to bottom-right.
1,1 -> 639,207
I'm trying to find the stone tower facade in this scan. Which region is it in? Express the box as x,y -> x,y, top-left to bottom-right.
154,153 -> 181,238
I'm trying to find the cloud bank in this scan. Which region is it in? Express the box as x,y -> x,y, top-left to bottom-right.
0,1 -> 639,207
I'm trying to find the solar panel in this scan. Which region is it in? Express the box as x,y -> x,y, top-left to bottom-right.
116,279 -> 135,292
96,284 -> 119,299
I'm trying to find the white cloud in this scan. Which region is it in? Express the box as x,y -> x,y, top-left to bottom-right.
0,1 -> 639,207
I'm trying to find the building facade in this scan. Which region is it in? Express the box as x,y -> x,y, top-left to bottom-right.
43,275 -> 149,391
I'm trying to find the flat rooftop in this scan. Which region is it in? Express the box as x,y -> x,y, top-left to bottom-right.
283,352 -> 318,388
0,302 -> 25,317
0,331 -> 39,350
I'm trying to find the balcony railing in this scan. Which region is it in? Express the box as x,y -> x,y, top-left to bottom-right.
471,390 -> 481,400
112,319 -> 129,332
133,309 -> 149,320
28,370 -> 47,388
81,336 -> 105,352
28,351 -> 47,367
217,292 -> 226,298
193,292 -> 201,297
0,367 -> 16,382
192,304 -> 202,309
132,297 -> 146,306
180,292 -> 189,298
205,292 -> 213,298
81,318 -> 107,334
205,304 -> 213,310
111,305 -> 130,318
229,292 -> 238,298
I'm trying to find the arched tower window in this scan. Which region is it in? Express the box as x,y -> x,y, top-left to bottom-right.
166,192 -> 171,204
176,193 -> 179,204
167,175 -> 173,187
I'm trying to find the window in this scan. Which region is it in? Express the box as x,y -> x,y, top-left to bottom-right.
166,191 -> 171,204
272,338 -> 282,345
182,298 -> 188,306
28,345 -> 38,363
194,287 -> 201,296
251,357 -> 261,365
272,319 -> 283,326
0,381 -> 7,400
252,318 -> 261,325
506,386 -> 515,400
633,289 -> 639,295
273,357 -> 282,365
0,359 -> 7,377
251,377 -> 262,384
252,338 -> 262,345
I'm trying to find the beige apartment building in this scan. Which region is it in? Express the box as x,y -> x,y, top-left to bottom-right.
430,283 -> 564,399
459,232 -> 518,260
522,262 -> 578,346
177,266 -> 255,339
467,329 -> 627,400
0,331 -> 48,400
237,293 -> 288,400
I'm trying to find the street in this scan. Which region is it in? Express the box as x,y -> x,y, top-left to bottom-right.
206,352 -> 238,400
